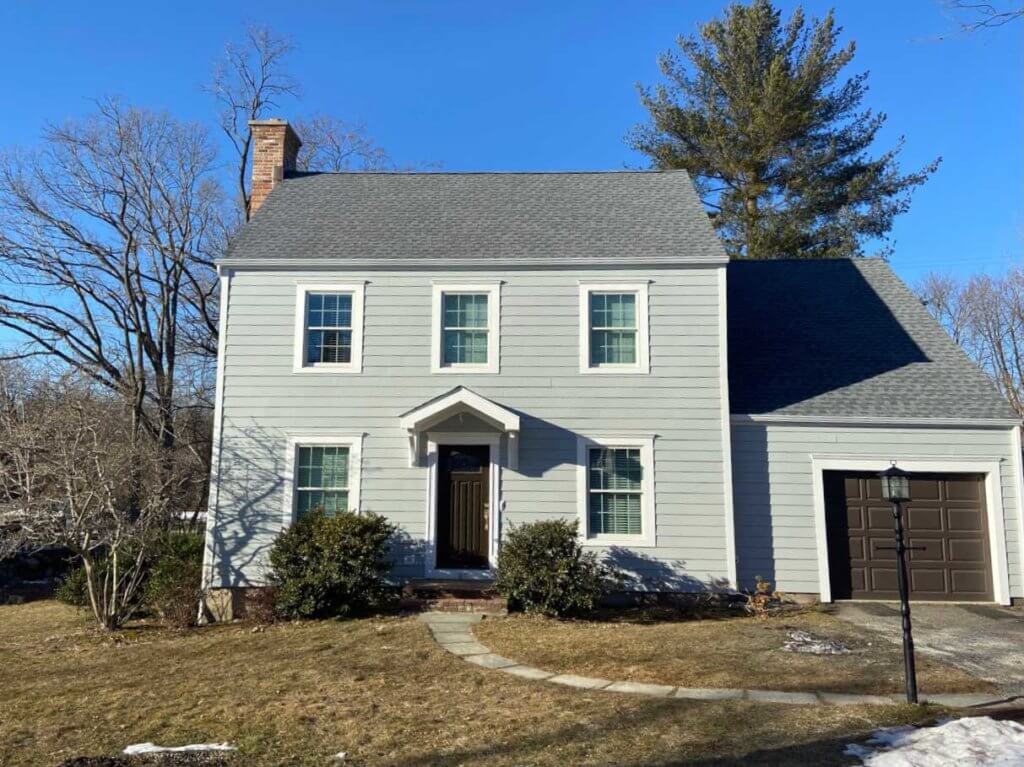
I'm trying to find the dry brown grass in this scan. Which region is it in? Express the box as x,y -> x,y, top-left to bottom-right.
1,601 -> 942,767
474,608 -> 994,696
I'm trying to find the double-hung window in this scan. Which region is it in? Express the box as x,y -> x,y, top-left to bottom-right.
579,283 -> 650,373
284,435 -> 363,524
293,283 -> 365,373
431,283 -> 500,373
576,436 -> 655,546
296,446 -> 350,516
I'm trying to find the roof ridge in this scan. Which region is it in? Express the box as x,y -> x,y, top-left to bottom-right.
285,169 -> 691,178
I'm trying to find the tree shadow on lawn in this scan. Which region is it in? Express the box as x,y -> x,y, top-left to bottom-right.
397,693 -> 933,767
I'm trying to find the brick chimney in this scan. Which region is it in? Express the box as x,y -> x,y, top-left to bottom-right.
248,119 -> 302,217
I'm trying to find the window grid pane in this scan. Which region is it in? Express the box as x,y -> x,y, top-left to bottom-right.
442,293 -> 489,365
297,445 -> 350,518
588,447 -> 643,536
306,292 -> 353,365
590,293 -> 638,366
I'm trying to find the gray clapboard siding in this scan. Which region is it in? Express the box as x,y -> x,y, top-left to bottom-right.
731,422 -> 1022,598
207,266 -> 731,589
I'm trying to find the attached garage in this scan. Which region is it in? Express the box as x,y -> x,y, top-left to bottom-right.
824,471 -> 993,602
727,260 -> 1023,607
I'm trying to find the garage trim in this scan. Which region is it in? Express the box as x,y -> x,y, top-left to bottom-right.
810,456 -> 1011,605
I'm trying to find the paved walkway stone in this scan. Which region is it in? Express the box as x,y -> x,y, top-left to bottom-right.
464,653 -> 518,669
500,665 -> 555,681
418,612 -> 1014,708
549,674 -> 612,690
605,681 -> 676,697
674,687 -> 745,701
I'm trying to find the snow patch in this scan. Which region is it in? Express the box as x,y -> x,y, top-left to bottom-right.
845,717 -> 1024,766
782,630 -> 850,655
123,742 -> 237,755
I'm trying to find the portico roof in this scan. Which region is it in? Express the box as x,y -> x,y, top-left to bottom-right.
399,386 -> 520,433
399,387 -> 520,468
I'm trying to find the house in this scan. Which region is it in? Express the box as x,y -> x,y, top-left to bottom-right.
201,119 -> 1023,619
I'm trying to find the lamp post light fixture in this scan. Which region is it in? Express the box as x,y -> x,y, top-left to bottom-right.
878,462 -> 919,704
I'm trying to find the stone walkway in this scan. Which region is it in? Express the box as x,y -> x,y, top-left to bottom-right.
420,612 -> 1022,709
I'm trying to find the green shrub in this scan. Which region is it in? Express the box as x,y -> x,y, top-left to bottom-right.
145,532 -> 204,629
495,519 -> 619,617
268,508 -> 396,619
55,564 -> 91,608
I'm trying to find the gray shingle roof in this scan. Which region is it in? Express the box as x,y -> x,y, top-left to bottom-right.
727,259 -> 1017,420
226,170 -> 727,264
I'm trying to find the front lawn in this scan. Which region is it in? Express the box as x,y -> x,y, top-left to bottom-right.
0,601 -> 944,766
474,608 -> 993,696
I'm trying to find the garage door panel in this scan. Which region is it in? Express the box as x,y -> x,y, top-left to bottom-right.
824,471 -> 992,602
947,509 -> 984,532
948,539 -> 986,562
950,570 -> 989,595
867,506 -> 893,529
909,568 -> 947,594
848,535 -> 867,560
946,481 -> 982,502
870,568 -> 898,592
906,507 -> 942,530
909,537 -> 945,562
909,479 -> 941,501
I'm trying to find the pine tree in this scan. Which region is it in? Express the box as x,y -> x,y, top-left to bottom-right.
631,0 -> 939,259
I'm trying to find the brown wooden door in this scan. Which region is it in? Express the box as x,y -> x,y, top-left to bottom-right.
436,445 -> 490,569
825,471 -> 993,601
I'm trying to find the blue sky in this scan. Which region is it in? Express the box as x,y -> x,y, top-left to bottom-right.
0,0 -> 1020,285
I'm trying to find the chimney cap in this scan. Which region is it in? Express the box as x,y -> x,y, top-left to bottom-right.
248,118 -> 290,126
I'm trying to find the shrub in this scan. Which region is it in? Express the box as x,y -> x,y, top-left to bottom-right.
744,576 -> 785,619
55,564 -> 91,608
268,508 -> 396,620
495,519 -> 619,617
145,532 -> 204,629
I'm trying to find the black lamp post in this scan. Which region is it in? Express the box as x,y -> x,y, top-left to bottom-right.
878,463 -> 919,704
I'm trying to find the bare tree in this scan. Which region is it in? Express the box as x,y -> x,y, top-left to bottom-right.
0,371 -> 171,630
920,266 -> 1024,416
0,99 -> 221,473
206,25 -> 299,220
292,114 -> 392,172
946,1 -> 1024,31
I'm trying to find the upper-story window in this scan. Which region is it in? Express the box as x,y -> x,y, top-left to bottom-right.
431,283 -> 500,374
293,283 -> 365,373
579,282 -> 650,374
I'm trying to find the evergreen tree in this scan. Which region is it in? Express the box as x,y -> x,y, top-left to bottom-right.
631,0 -> 939,259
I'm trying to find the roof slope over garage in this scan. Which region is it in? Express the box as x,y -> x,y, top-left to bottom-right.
727,258 -> 1018,421
224,170 -> 727,265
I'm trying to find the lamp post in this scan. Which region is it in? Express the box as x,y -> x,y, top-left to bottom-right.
878,463 -> 919,704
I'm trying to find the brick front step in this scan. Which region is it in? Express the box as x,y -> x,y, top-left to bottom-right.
400,596 -> 508,615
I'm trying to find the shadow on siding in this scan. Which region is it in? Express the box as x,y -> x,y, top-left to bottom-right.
730,423 -> 777,590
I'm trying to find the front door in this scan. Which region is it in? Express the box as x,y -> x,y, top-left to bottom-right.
436,444 -> 490,569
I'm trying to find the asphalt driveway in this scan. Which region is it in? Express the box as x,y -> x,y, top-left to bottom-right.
834,602 -> 1024,692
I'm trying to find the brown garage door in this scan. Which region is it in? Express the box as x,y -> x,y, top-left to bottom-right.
824,471 -> 993,602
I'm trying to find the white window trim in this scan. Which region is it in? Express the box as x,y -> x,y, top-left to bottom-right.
431,283 -> 500,374
293,282 -> 366,373
281,434 -> 364,528
809,456 -> 1012,606
576,434 -> 656,547
579,282 -> 650,374
424,431 -> 502,578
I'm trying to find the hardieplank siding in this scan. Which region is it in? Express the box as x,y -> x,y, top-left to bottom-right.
207,266 -> 731,589
731,422 -> 1022,599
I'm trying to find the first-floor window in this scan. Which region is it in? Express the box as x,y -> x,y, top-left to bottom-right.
588,447 -> 643,535
296,445 -> 350,516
